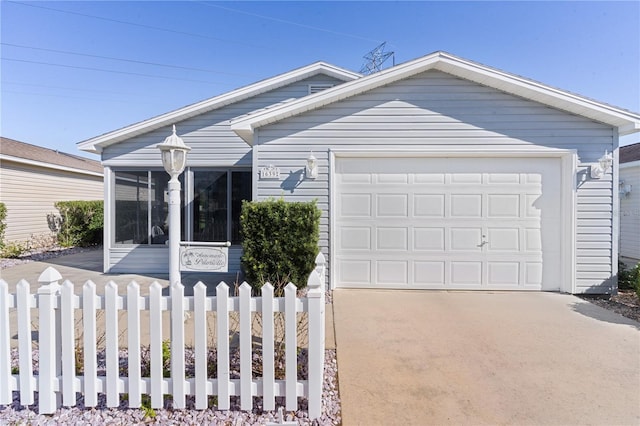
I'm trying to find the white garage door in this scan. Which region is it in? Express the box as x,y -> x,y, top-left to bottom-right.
334,157 -> 562,290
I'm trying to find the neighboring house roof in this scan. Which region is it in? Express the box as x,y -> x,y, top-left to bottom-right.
77,62 -> 361,154
620,142 -> 640,163
0,137 -> 103,176
231,51 -> 640,144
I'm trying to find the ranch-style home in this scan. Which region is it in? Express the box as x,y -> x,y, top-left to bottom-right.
79,51 -> 640,294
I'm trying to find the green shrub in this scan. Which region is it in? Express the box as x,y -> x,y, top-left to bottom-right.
618,261 -> 640,291
54,200 -> 104,247
240,198 -> 321,293
1,241 -> 27,258
0,203 -> 6,250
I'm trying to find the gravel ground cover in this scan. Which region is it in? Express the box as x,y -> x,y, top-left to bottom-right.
0,348 -> 340,425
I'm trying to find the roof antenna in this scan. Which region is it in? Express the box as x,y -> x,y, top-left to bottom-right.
359,42 -> 395,75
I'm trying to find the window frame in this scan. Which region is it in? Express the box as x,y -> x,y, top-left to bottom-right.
112,167 -> 251,247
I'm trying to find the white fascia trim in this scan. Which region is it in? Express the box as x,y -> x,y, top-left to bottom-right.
0,154 -> 103,177
232,51 -> 640,144
78,62 -> 361,154
328,146 -> 577,294
620,160 -> 640,169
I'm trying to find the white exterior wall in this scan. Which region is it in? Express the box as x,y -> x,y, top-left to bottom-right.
102,74 -> 344,273
619,161 -> 640,263
254,71 -> 616,293
0,161 -> 103,242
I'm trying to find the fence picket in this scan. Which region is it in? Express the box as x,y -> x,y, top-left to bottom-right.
83,281 -> 98,407
216,282 -> 230,410
60,280 -> 77,406
284,282 -> 298,411
0,280 -> 11,405
239,282 -> 252,410
170,283 -> 186,408
16,279 -> 33,406
194,282 -> 208,409
261,283 -> 275,411
105,281 -> 119,407
149,282 -> 164,409
127,281 -> 142,407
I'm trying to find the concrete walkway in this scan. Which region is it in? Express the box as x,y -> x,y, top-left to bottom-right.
333,289 -> 640,425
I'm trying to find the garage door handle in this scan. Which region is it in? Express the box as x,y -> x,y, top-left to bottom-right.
478,236 -> 488,247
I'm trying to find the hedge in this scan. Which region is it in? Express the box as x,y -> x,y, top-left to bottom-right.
240,198 -> 321,292
54,200 -> 104,247
0,203 -> 6,249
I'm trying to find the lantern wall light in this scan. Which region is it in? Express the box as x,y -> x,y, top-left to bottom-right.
590,150 -> 613,179
306,151 -> 318,179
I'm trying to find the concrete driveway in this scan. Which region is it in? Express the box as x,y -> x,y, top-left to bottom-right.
333,289 -> 640,425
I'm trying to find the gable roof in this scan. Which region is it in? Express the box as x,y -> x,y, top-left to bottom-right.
620,142 -> 640,163
231,51 -> 640,145
78,62 -> 361,154
0,137 -> 103,176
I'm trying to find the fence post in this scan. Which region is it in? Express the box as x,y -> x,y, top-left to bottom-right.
307,252 -> 326,420
38,267 -> 63,414
0,279 -> 11,405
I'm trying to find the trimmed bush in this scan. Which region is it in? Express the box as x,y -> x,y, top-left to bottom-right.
0,202 -> 6,249
618,261 -> 640,299
54,200 -> 104,247
240,198 -> 321,292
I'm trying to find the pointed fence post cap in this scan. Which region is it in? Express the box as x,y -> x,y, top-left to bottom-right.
38,267 -> 62,284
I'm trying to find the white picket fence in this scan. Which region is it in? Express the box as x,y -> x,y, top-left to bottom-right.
0,253 -> 326,419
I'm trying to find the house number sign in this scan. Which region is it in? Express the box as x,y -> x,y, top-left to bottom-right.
180,246 -> 228,272
260,165 -> 281,179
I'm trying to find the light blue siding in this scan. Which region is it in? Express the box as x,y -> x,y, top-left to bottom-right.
104,74 -> 345,274
254,70 -> 616,293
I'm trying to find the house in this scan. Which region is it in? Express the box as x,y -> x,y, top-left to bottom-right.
0,137 -> 103,244
619,142 -> 640,265
79,52 -> 640,294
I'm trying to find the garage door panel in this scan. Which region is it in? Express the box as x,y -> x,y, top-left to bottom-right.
487,262 -> 520,285
487,173 -> 520,184
414,228 -> 445,250
451,173 -> 482,184
376,194 -> 408,217
334,157 -> 562,290
377,173 -> 408,184
377,261 -> 409,284
487,228 -> 520,251
376,227 -> 408,250
338,260 -> 371,284
525,263 -> 543,286
451,262 -> 482,285
340,227 -> 371,250
450,228 -> 482,251
414,261 -> 445,284
414,173 -> 445,184
414,194 -> 445,217
487,194 -> 520,217
451,194 -> 482,217
340,194 -> 371,216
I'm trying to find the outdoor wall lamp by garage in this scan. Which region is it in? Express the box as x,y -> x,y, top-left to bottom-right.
590,150 -> 613,179
306,151 -> 318,179
157,125 -> 191,287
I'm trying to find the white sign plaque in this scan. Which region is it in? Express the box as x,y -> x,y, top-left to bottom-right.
180,246 -> 228,272
260,165 -> 281,179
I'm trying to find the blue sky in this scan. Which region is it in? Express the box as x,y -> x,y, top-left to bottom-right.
1,1 -> 639,158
